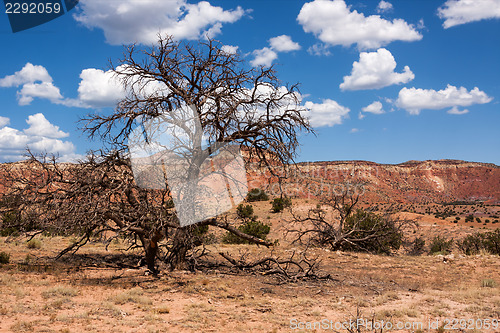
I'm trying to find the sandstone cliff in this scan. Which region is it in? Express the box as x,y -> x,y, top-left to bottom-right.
1,159 -> 499,204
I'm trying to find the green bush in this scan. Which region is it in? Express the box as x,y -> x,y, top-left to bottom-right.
271,197 -> 292,213
246,188 -> 269,202
222,218 -> 271,244
0,211 -> 21,236
428,235 -> 453,255
236,204 -> 254,219
189,224 -> 216,245
458,233 -> 485,255
341,209 -> 403,254
483,229 -> 500,255
0,251 -> 10,264
0,227 -> 19,237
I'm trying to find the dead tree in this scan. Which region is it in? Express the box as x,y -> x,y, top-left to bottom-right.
289,185 -> 413,254
2,35 -> 312,272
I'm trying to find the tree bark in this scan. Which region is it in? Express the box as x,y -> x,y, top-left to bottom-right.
167,228 -> 190,270
144,229 -> 164,273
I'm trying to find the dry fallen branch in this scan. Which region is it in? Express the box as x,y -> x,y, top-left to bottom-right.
216,251 -> 331,283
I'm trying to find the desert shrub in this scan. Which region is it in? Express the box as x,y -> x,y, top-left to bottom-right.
483,229 -> 500,255
271,197 -> 292,213
0,251 -> 10,264
0,211 -> 20,236
192,224 -> 208,236
26,239 -> 42,249
246,188 -> 269,202
465,214 -> 474,222
428,235 -> 453,255
0,227 -> 19,237
1,208 -> 44,234
236,204 -> 254,219
458,233 -> 486,255
222,218 -> 270,244
341,209 -> 403,254
190,224 -> 216,245
476,217 -> 482,223
458,229 -> 500,255
408,237 -> 426,256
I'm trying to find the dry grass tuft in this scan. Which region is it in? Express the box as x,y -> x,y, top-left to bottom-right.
111,287 -> 153,305
481,278 -> 497,288
10,321 -> 34,332
154,305 -> 170,314
42,285 -> 78,299
26,239 -> 42,249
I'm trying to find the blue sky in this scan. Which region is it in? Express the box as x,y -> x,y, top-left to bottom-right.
0,0 -> 499,165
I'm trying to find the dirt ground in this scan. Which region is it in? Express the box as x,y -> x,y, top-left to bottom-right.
0,200 -> 499,333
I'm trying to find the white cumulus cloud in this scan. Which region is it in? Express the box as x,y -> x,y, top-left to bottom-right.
307,43 -> 332,56
251,35 -> 300,67
0,116 -> 10,128
362,101 -> 385,114
29,137 -> 75,155
17,82 -> 63,105
0,127 -> 29,149
24,113 -> 69,139
340,48 -> 414,91
74,0 -> 246,45
304,99 -> 350,127
396,85 -> 493,115
269,35 -> 301,52
0,113 -> 79,162
447,106 -> 469,115
0,63 -> 64,106
0,63 -> 171,109
377,1 -> 393,13
250,47 -> 278,67
438,0 -> 500,28
0,63 -> 53,87
221,45 -> 239,54
297,0 -> 422,49
76,68 -> 126,108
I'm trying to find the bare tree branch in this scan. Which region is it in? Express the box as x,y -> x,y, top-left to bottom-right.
2,35 -> 312,273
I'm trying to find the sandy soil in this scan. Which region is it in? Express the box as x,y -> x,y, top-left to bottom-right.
0,200 -> 499,333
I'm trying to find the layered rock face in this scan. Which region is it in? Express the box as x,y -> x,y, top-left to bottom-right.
1,159 -> 499,204
246,160 -> 500,204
